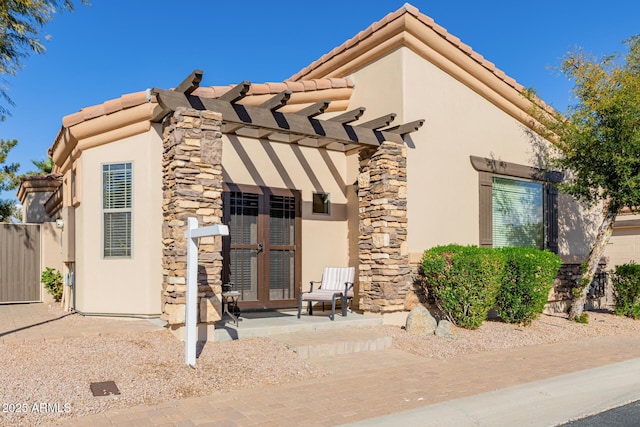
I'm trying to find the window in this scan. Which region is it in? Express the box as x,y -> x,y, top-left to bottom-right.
471,156 -> 559,253
492,177 -> 544,248
102,163 -> 132,258
312,192 -> 330,215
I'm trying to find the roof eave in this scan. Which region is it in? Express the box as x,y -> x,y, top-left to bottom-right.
289,4 -> 556,131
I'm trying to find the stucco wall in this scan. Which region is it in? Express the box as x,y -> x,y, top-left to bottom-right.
40,222 -> 62,304
22,192 -> 56,224
607,214 -> 640,269
74,125 -> 163,315
221,135 -> 351,287
348,47 -> 595,259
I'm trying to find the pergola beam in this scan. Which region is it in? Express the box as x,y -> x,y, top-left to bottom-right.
383,119 -> 426,135
221,122 -> 245,133
151,87 -> 417,148
297,100 -> 330,118
328,107 -> 366,124
173,69 -> 203,95
358,113 -> 397,129
259,90 -> 292,111
219,81 -> 251,103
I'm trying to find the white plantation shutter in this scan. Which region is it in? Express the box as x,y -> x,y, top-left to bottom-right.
103,163 -> 132,257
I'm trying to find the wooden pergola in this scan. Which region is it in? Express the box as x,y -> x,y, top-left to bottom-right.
151,70 -> 424,152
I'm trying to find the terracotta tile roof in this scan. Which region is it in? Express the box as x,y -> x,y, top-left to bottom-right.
61,77 -> 354,129
289,3 -> 525,93
62,91 -> 149,128
190,77 -> 353,98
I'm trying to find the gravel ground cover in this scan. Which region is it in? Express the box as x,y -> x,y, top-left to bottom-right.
387,311 -> 640,359
1,309 -> 638,426
0,314 -> 326,426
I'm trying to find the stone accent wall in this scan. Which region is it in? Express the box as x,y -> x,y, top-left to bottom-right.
547,261 -> 612,312
161,107 -> 224,325
358,141 -> 411,313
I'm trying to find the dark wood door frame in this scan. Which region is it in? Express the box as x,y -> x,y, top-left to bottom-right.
222,183 -> 302,309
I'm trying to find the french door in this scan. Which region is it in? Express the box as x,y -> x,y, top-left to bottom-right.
222,184 -> 301,309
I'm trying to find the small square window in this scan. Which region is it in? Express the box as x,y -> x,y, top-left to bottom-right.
312,193 -> 330,215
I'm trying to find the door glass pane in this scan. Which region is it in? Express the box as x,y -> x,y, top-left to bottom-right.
492,177 -> 544,248
230,249 -> 257,301
269,195 -> 295,245
229,192 -> 258,245
268,195 -> 296,300
269,250 -> 294,300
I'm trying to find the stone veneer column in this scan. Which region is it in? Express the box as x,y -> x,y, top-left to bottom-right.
358,141 -> 411,313
161,107 -> 224,325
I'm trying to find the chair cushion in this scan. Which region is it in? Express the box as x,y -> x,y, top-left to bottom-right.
320,267 -> 355,292
301,289 -> 342,301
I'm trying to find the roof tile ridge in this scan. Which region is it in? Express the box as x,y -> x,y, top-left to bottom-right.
289,5 -> 412,81
63,90 -> 148,128
412,8 -> 525,92
200,78 -> 354,97
20,173 -> 63,182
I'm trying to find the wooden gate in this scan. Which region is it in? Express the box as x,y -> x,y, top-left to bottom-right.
0,224 -> 41,303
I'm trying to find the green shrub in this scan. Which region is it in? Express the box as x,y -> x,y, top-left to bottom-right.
495,247 -> 562,325
576,312 -> 589,324
41,267 -> 63,302
611,262 -> 640,319
421,244 -> 505,329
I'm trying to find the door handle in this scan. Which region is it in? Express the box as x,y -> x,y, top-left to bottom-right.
257,242 -> 263,254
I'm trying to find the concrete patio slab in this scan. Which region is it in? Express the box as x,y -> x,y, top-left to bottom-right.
211,310 -> 383,341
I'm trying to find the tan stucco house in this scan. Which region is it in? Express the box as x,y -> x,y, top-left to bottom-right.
33,4 -> 627,326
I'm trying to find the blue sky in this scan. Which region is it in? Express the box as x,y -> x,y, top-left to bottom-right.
2,0 -> 639,201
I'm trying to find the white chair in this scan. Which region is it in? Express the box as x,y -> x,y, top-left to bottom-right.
297,267 -> 355,321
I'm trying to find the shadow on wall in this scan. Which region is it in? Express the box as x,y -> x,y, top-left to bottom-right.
222,135 -> 346,196
522,126 -> 599,258
558,194 -> 599,257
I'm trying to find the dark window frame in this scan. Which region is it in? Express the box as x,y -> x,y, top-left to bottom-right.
470,156 -> 561,253
311,192 -> 331,215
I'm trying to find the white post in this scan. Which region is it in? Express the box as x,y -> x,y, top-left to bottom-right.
185,217 -> 199,367
183,217 -> 229,367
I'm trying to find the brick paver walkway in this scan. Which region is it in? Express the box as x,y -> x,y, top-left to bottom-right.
61,332 -> 640,427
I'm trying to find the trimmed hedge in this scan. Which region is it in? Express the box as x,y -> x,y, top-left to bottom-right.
422,244 -> 505,329
611,262 -> 640,319
495,247 -> 562,325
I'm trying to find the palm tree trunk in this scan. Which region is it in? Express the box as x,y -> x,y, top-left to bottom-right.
568,204 -> 618,320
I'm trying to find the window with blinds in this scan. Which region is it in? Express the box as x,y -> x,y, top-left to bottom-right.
492,176 -> 544,249
102,163 -> 132,258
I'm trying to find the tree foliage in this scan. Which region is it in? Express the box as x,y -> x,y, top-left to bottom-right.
529,35 -> 640,319
0,138 -> 19,191
0,0 -> 87,117
0,198 -> 20,222
25,157 -> 54,175
0,138 -> 20,222
542,35 -> 640,212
